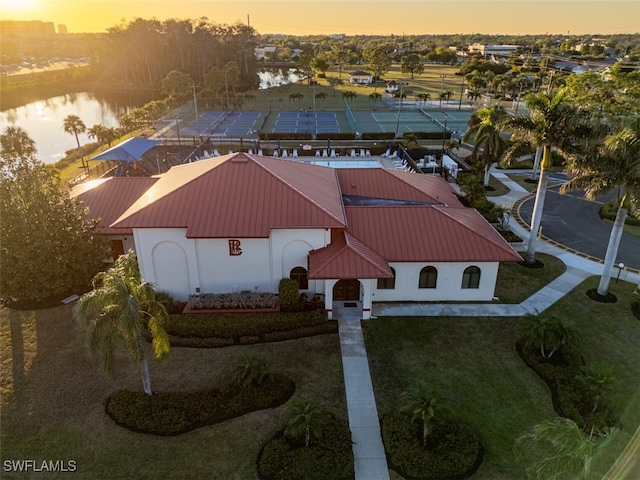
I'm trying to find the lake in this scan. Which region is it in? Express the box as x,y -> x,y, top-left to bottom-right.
0,91 -> 155,164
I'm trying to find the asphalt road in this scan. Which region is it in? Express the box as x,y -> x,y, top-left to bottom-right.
517,184 -> 640,271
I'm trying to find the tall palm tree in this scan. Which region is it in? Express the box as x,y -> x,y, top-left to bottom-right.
400,381 -> 441,447
501,89 -> 588,265
369,91 -> 382,110
562,124 -> 640,297
63,115 -> 87,168
514,418 -> 618,480
0,126 -> 37,173
283,395 -> 328,447
73,251 -> 170,396
87,124 -> 106,150
577,363 -> 620,413
463,104 -> 509,187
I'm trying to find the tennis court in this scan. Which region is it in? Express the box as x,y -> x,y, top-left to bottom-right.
182,111 -> 262,137
273,112 -> 340,134
349,109 -> 472,137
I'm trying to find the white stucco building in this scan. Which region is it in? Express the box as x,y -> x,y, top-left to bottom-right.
78,153 -> 521,319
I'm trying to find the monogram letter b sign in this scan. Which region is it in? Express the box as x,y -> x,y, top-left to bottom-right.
228,239 -> 242,256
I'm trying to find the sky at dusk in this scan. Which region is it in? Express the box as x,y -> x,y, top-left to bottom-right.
1,0 -> 638,35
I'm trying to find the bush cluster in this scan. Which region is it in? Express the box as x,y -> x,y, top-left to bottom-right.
315,132 -> 355,140
361,132 -> 395,140
381,412 -> 482,480
278,279 -> 300,312
259,132 -> 313,140
516,342 -> 617,430
600,202 -> 640,226
187,291 -> 278,310
106,373 -> 295,436
166,310 -> 329,339
257,414 -> 354,480
402,131 -> 453,140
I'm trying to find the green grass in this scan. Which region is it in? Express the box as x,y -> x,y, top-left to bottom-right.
494,252 -> 567,303
364,277 -> 640,480
0,304 -> 346,479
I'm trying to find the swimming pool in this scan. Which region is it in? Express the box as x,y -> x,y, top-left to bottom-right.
301,159 -> 381,168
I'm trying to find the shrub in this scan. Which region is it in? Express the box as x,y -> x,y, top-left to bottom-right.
166,309 -> 328,339
600,202 -> 640,226
187,291 -> 278,311
381,412 -> 483,480
232,354 -> 272,387
257,413 -> 354,480
278,278 -> 300,312
106,373 -> 295,435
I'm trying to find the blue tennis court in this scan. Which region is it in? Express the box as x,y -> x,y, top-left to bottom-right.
183,111 -> 262,137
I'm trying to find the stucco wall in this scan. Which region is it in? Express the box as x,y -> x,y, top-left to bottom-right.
372,262 -> 499,302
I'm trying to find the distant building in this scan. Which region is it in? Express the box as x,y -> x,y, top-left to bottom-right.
468,43 -> 519,57
0,20 -> 55,35
349,70 -> 373,85
57,24 -> 68,34
255,45 -> 277,61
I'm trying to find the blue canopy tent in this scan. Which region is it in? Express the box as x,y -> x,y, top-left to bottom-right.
91,137 -> 161,177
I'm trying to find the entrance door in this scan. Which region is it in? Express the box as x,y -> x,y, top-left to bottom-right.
333,279 -> 360,301
111,239 -> 125,260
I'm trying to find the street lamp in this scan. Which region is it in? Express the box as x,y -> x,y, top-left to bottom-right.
616,263 -> 625,283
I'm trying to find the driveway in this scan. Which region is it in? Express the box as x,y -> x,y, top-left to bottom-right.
517,185 -> 640,271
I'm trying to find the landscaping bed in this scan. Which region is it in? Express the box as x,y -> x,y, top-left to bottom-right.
106,373 -> 295,436
257,413 -> 354,480
381,413 -> 483,480
516,341 -> 618,431
165,310 -> 337,347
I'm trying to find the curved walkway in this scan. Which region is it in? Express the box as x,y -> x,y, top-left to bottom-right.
336,167 -> 639,479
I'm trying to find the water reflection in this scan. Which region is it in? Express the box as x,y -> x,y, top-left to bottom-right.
258,68 -> 302,89
0,91 -> 156,164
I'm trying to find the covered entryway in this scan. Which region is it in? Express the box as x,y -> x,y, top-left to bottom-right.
333,279 -> 361,301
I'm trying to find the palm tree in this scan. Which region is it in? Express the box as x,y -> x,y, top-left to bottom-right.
369,92 -> 382,110
501,89 -> 588,265
63,115 -> 87,168
463,104 -> 509,187
0,126 -> 37,173
73,251 -> 170,396
283,395 -> 329,447
577,363 -> 620,413
514,418 -> 618,480
415,92 -> 431,107
400,381 -> 441,447
518,314 -> 581,360
562,124 -> 640,297
342,90 -> 357,102
232,354 -> 271,387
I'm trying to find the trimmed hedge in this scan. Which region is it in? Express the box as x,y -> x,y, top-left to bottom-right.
361,132 -> 395,140
600,202 -> 640,226
166,310 -> 328,339
257,414 -> 354,480
315,133 -> 355,140
381,412 -> 483,480
403,132 -> 452,140
259,132 -> 313,140
106,373 -> 295,436
516,341 -> 618,430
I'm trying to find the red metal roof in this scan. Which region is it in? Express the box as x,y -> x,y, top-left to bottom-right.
337,168 -> 463,207
309,232 -> 392,279
112,153 -> 346,237
344,206 -> 522,263
72,177 -> 159,235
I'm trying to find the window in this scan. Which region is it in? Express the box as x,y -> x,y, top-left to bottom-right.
290,267 -> 308,289
419,266 -> 438,289
377,267 -> 396,289
462,266 -> 481,289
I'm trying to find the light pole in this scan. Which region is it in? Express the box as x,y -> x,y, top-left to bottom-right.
395,82 -> 407,138
192,84 -> 199,122
175,116 -> 181,147
458,74 -> 465,111
616,263 -> 625,283
441,111 -> 449,162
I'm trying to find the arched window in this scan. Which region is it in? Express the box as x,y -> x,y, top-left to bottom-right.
377,267 -> 396,289
462,266 -> 481,289
419,266 -> 438,289
290,267 -> 308,289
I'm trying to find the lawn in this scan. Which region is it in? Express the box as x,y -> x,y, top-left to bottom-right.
0,305 -> 347,480
363,276 -> 640,480
494,252 -> 567,303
